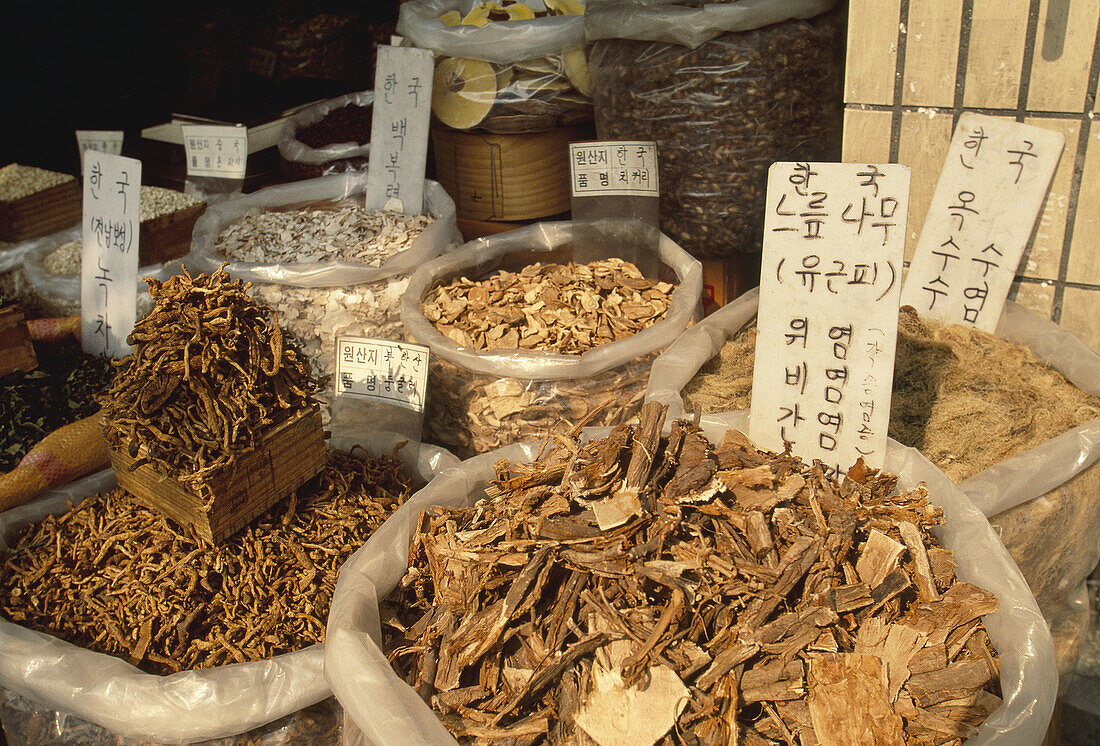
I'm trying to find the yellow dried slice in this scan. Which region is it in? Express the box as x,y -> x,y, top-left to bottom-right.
461,3 -> 497,26
562,47 -> 592,97
433,57 -> 498,130
439,10 -> 462,26
503,3 -> 536,20
545,0 -> 585,15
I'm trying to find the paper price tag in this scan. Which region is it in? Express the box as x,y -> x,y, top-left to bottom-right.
364,45 -> 434,214
750,162 -> 911,476
900,113 -> 1064,332
570,141 -> 659,198
76,130 -> 124,157
81,151 -> 141,357
181,124 -> 248,179
334,337 -> 429,412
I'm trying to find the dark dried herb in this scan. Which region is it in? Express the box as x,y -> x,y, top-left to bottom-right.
384,403 -> 1002,744
297,104 -> 372,148
0,447 -> 411,675
0,342 -> 111,471
100,265 -> 322,492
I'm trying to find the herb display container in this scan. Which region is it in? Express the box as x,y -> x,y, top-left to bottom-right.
278,91 -> 373,181
645,289 -> 1100,685
0,165 -> 81,243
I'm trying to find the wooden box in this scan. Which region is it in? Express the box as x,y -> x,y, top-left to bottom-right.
844,1 -> 1100,353
0,304 -> 36,375
109,405 -> 325,544
140,201 -> 206,267
0,179 -> 81,242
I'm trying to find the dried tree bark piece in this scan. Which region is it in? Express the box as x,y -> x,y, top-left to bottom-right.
807,653 -> 905,746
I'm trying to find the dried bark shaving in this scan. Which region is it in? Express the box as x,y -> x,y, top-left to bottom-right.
383,403 -> 1002,745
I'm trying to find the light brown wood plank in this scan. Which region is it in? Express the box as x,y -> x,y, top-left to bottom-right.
897,109 -> 956,261
1067,127 -> 1100,285
842,107 -> 894,164
902,0 -> 964,107
1019,117 -> 1078,279
1028,0 -> 1100,113
845,0 -> 902,104
963,1 -> 1031,109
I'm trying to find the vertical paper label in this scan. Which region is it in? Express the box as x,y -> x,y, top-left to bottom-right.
569,141 -> 659,198
750,162 -> 911,476
180,124 -> 248,179
364,45 -> 434,215
900,113 -> 1064,331
76,130 -> 124,173
81,152 -> 141,357
334,337 -> 429,412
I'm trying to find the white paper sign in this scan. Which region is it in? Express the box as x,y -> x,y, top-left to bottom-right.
81,151 -> 141,357
180,124 -> 248,179
750,162 -> 911,476
334,337 -> 429,412
364,45 -> 434,215
76,130 -> 124,158
900,113 -> 1064,332
570,141 -> 659,198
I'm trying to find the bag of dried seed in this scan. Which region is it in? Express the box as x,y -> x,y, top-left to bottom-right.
401,221 -> 702,457
0,432 -> 459,745
278,91 -> 373,181
22,226 -> 175,318
586,0 -> 843,258
324,417 -> 1057,746
397,0 -> 592,133
646,288 -> 1100,687
187,171 -> 461,412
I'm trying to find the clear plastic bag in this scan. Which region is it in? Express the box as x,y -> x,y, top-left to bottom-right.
325,420 -> 1057,746
587,0 -> 843,257
0,234 -> 42,302
397,1 -> 592,133
22,226 -> 176,318
0,433 -> 459,745
646,289 -> 1100,687
400,221 -> 702,456
278,92 -> 373,181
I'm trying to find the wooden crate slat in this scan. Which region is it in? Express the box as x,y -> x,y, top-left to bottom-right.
844,0 -> 902,104
963,0 -> 1031,109
1028,0 -> 1100,113
901,0 -> 964,107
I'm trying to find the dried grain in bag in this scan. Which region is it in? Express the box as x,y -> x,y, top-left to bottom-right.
0,432 -> 459,745
324,411 -> 1057,745
586,0 -> 843,258
397,0 -> 592,133
401,221 -> 701,457
646,288 -> 1100,685
187,171 -> 461,420
278,92 -> 373,181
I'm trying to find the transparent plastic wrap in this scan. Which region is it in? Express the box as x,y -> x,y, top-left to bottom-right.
645,289 -> 1100,685
397,1 -> 592,133
22,226 -> 176,318
278,92 -> 373,181
0,235 -> 36,301
401,221 -> 701,456
0,433 -> 459,745
324,420 -> 1057,746
587,0 -> 843,257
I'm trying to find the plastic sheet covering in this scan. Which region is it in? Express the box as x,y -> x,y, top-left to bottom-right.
325,420 -> 1057,746
398,0 -> 586,65
587,0 -> 843,257
401,221 -> 701,455
22,226 -> 178,317
645,288 -> 1100,685
187,171 -> 461,288
278,91 -> 373,179
0,233 -> 39,300
0,432 -> 459,744
397,1 -> 592,133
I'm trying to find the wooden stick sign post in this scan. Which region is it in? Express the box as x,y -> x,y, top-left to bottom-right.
900,113 -> 1064,332
750,162 -> 911,477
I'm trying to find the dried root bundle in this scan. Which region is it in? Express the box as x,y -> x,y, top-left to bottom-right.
101,265 -> 321,489
384,403 -> 1003,745
1,448 -> 411,675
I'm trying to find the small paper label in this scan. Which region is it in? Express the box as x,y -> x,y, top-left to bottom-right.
76,130 -> 124,157
81,151 -> 141,357
334,337 -> 430,412
180,124 -> 248,179
900,113 -> 1064,332
570,141 -> 659,198
750,162 -> 911,476
364,45 -> 434,215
